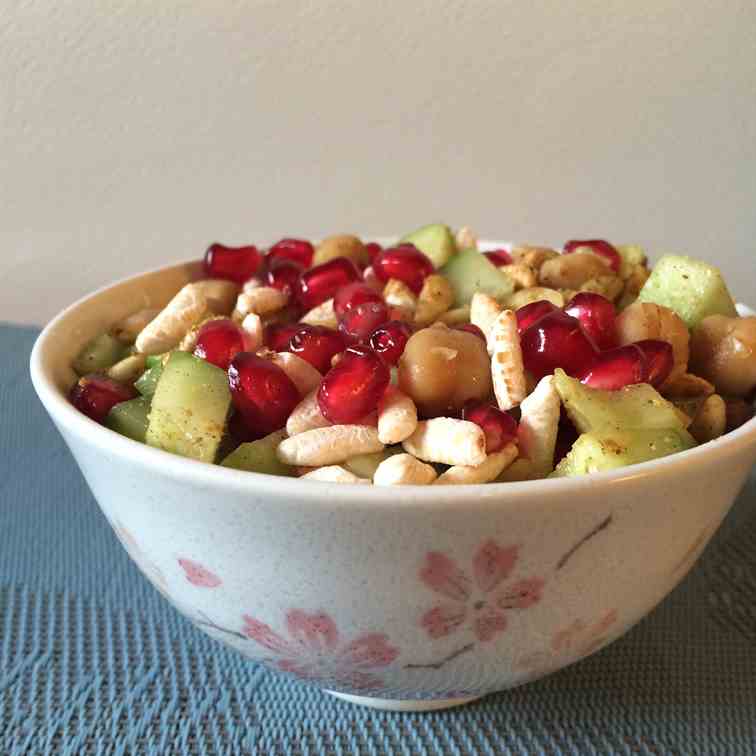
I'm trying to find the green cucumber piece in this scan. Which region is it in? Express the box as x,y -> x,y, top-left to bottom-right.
146,352 -> 231,463
135,363 -> 164,398
638,254 -> 737,329
220,430 -> 293,476
551,427 -> 696,477
400,223 -> 456,268
343,447 -> 402,480
145,354 -> 165,369
440,248 -> 514,306
554,369 -> 686,434
72,333 -> 127,376
105,397 -> 151,442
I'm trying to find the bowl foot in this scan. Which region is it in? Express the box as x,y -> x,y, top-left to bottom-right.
326,691 -> 482,712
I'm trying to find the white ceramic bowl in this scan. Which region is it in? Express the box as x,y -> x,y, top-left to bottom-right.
30,257 -> 756,712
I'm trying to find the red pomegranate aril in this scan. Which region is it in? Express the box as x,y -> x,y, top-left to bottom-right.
635,339 -> 674,388
520,310 -> 598,379
264,323 -> 301,352
333,281 -> 384,318
339,301 -> 389,345
288,324 -> 346,373
296,257 -> 361,310
372,244 -> 435,294
203,243 -> 262,284
563,239 -> 621,273
69,374 -> 137,423
484,249 -> 513,267
228,353 -> 300,438
564,292 -> 617,351
267,238 -> 314,268
318,345 -> 390,423
579,344 -> 647,390
368,320 -> 413,366
455,323 -> 487,342
515,300 -> 560,334
462,400 -> 518,453
364,242 -> 383,263
266,260 -> 303,293
193,318 -> 251,371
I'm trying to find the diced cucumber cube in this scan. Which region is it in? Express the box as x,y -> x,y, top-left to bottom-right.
220,430 -> 293,476
400,223 -> 457,268
105,397 -> 151,442
551,427 -> 696,477
146,352 -> 231,463
440,248 -> 514,307
135,363 -> 164,398
638,254 -> 737,329
553,369 -> 687,434
72,333 -> 127,376
343,447 -> 402,480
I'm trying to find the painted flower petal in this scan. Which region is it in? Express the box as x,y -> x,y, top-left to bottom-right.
420,604 -> 467,639
178,558 -> 222,588
242,615 -> 293,654
591,608 -> 618,637
419,552 -> 472,602
286,609 -> 339,652
339,633 -> 399,669
472,541 -> 519,594
473,610 -> 508,642
277,659 -> 318,679
496,576 -> 545,610
551,619 -> 584,652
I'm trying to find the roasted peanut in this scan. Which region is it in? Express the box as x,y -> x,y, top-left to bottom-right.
615,302 -> 690,383
539,252 -> 612,290
616,265 -> 650,310
509,245 -> 559,271
312,234 -> 368,267
398,326 -> 492,416
193,279 -> 240,315
455,226 -> 478,251
415,274 -> 454,326
688,394 -> 727,444
501,262 -> 538,290
689,315 -> 756,398
507,287 -> 564,310
580,274 -> 623,302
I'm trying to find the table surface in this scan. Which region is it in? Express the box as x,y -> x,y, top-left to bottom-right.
2,323 -> 755,756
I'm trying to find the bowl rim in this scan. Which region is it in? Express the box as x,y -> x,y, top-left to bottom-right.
29,253 -> 756,512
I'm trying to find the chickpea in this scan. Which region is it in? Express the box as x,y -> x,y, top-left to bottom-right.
312,234 -> 369,267
615,302 -> 690,383
398,327 -> 492,417
539,252 -> 613,290
690,315 -> 756,398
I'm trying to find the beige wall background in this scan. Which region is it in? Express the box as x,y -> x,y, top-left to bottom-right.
2,0 -> 755,325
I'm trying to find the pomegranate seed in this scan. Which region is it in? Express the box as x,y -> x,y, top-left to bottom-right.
267,238 -> 314,268
515,300 -> 560,334
288,324 -> 346,373
564,292 -> 617,351
228,353 -> 300,438
635,339 -> 674,388
296,257 -> 361,310
462,400 -> 518,453
333,282 -> 384,318
266,260 -> 303,293
70,374 -> 137,423
318,345 -> 390,423
579,344 -> 647,390
264,323 -> 301,352
203,243 -> 262,284
368,320 -> 413,365
193,318 -> 251,371
521,310 -> 598,379
364,242 -> 383,263
563,239 -> 621,273
372,244 -> 435,294
455,323 -> 487,341
339,301 -> 389,345
484,249 -> 513,267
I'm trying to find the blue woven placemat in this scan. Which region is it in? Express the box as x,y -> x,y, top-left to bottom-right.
2,323 -> 755,756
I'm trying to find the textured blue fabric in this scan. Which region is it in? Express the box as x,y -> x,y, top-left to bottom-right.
1,323 -> 755,755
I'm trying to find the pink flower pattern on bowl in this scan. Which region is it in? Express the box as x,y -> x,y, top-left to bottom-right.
241,609 -> 399,690
178,558 -> 222,588
419,540 -> 545,643
516,608 -> 619,681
